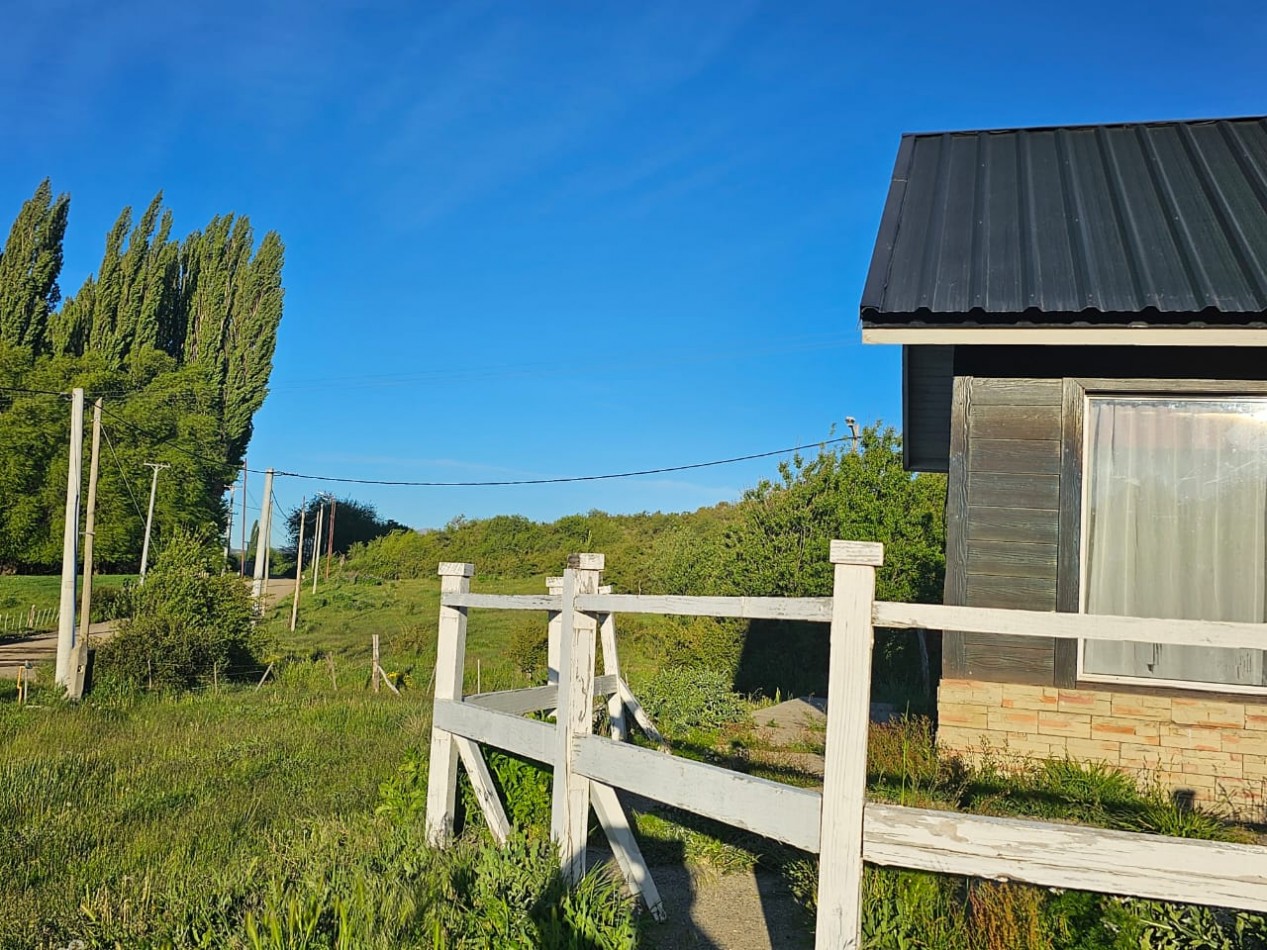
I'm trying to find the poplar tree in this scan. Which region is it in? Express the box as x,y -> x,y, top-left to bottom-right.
0,180 -> 70,352
52,196 -> 285,465
0,182 -> 285,570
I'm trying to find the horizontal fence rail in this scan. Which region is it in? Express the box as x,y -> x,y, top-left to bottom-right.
425,542 -> 1267,949
575,593 -> 833,622
873,600 -> 1267,651
432,696 -> 1267,914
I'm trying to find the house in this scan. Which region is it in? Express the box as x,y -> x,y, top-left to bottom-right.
862,117 -> 1267,808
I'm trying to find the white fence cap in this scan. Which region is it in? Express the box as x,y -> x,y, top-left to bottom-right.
830,540 -> 884,566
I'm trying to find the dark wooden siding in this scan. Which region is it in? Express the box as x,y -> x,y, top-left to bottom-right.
903,346 -> 953,472
945,377 -> 1062,685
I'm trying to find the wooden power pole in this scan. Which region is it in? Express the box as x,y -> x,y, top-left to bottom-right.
139,461 -> 170,583
224,482 -> 236,573
290,496 -> 307,631
54,388 -> 85,690
239,461 -> 248,577
311,503 -> 324,594
325,497 -> 336,581
252,468 -> 275,602
69,397 -> 103,699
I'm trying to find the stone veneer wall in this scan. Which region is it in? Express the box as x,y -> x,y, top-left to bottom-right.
937,678 -> 1267,813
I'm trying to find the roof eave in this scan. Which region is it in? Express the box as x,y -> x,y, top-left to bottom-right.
862,325 -> 1267,346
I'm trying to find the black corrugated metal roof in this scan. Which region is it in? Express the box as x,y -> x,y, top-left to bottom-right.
861,117 -> 1267,325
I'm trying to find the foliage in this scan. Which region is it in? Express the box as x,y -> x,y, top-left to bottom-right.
723,424 -> 946,603
344,425 -> 946,701
0,179 -> 69,352
636,666 -> 747,740
96,528 -> 259,689
373,749 -> 428,821
477,751 -> 553,836
0,181 -> 284,572
284,496 -> 408,560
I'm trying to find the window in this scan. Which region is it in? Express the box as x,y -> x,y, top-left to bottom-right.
1079,395 -> 1267,693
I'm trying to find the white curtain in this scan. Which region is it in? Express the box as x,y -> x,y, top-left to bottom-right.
1083,397 -> 1267,688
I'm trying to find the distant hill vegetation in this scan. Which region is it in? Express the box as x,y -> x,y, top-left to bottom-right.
0,181 -> 283,572
346,426 -> 947,697
348,426 -> 947,603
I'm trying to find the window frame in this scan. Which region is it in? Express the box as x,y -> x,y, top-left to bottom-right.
1070,378 -> 1267,697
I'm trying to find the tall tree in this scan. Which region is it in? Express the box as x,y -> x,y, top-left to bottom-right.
0,182 -> 285,571
0,180 -> 70,353
54,194 -> 183,366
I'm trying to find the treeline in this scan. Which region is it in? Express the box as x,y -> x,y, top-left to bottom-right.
348,426 -> 945,605
0,181 -> 283,571
347,427 -> 946,697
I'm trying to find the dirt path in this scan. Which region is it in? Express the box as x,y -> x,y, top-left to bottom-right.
642,866 -> 813,949
0,579 -> 291,679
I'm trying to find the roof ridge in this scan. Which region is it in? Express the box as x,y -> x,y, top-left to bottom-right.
903,116 -> 1267,140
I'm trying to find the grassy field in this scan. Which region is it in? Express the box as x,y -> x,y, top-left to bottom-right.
4,571 -> 1267,948
268,572 -> 682,694
0,574 -> 136,633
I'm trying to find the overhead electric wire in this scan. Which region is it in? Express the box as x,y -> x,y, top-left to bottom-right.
100,422 -> 148,521
97,394 -> 855,490
268,435 -> 855,487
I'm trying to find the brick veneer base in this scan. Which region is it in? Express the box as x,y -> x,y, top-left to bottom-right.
937,678 -> 1267,815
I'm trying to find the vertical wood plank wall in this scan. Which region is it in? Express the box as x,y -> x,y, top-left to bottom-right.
945,377 -> 1064,685
903,346 -> 954,472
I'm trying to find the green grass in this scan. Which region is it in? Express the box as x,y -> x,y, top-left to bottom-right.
5,572 -> 1266,948
0,671 -> 432,946
0,574 -> 136,633
262,573 -> 669,694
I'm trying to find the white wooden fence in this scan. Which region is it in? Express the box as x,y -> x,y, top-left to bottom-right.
425,542 -> 1267,949
0,606 -> 58,635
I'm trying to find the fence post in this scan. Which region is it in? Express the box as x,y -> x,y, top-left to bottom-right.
816,540 -> 883,950
596,585 -> 626,741
546,576 -> 563,690
551,553 -> 603,882
426,561 -> 475,846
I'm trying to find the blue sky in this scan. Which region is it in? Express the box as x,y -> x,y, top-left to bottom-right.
3,1 -> 1265,535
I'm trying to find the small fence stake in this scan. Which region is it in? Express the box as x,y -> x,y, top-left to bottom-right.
256,663 -> 274,691
372,635 -> 381,693
815,540 -> 883,950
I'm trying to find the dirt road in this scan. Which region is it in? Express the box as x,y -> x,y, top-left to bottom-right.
0,579 -> 292,679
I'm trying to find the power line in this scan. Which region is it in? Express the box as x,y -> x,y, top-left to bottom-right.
100,422 -> 148,520
95,392 -> 858,490
268,436 -> 854,487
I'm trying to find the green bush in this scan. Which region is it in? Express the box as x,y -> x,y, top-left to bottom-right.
507,618 -> 548,677
637,666 -> 746,741
95,529 -> 260,690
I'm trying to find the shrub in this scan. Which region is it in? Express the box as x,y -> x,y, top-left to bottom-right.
637,666 -> 746,741
95,529 -> 260,690
507,619 -> 548,677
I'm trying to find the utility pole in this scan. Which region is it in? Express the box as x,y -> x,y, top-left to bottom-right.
139,462 -> 171,583
69,398 -> 103,699
290,496 -> 307,631
224,482 -> 236,573
311,502 -> 324,594
239,461 -> 248,577
262,489 -> 275,585
54,388 -> 85,690
325,497 -> 337,581
252,468 -> 275,601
